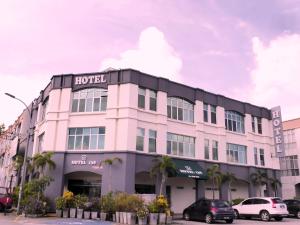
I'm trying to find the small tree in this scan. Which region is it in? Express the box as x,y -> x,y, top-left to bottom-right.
99,157 -> 123,192
0,123 -> 5,135
150,156 -> 176,196
33,152 -> 56,177
250,170 -> 268,197
207,164 -> 222,199
268,177 -> 281,197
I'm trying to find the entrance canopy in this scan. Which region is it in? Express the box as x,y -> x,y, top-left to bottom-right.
173,159 -> 207,179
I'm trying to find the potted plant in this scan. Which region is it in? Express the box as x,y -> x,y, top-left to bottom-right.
100,192 -> 116,221
83,201 -> 92,219
115,192 -> 128,224
62,191 -> 74,218
127,195 -> 144,225
55,196 -> 65,218
90,197 -> 101,219
165,209 -> 173,224
148,200 -> 159,225
156,195 -> 168,224
75,194 -> 88,219
137,204 -> 149,225
69,196 -> 76,218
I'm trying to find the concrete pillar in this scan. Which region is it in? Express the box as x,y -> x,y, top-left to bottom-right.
195,179 -> 205,200
220,181 -> 229,200
102,153 -> 136,194
44,152 -> 65,211
248,182 -> 256,197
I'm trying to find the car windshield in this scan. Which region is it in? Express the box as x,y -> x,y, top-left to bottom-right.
272,198 -> 283,203
211,200 -> 230,207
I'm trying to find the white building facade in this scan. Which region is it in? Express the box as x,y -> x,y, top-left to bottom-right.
281,118 -> 300,199
0,69 -> 282,213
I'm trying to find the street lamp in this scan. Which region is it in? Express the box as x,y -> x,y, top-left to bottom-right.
5,92 -> 32,214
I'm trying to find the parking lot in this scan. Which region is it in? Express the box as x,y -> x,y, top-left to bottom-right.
175,218 -> 299,224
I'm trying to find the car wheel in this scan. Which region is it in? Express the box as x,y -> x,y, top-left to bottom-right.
225,219 -> 234,224
234,209 -> 239,219
205,213 -> 213,224
274,217 -> 283,221
0,204 -> 3,212
260,210 -> 270,221
296,211 -> 300,219
183,212 -> 190,221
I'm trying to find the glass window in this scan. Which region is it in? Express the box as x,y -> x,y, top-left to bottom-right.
72,88 -> 108,112
203,103 -> 208,122
149,90 -> 157,111
167,97 -> 194,123
279,155 -> 299,176
252,116 -> 256,133
257,118 -> 262,134
225,111 -> 245,134
149,130 -> 157,153
254,147 -> 258,165
212,140 -> 218,160
204,139 -> 209,159
260,149 -> 265,166
38,133 -> 44,152
40,100 -> 48,121
138,88 -> 146,109
136,127 -> 145,151
67,127 -> 105,150
211,105 -> 217,124
166,133 -> 195,157
226,143 -> 247,164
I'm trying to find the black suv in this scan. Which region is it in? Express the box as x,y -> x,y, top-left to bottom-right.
183,199 -> 235,224
283,199 -> 300,218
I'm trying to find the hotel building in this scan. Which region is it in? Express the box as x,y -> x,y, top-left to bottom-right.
281,118 -> 300,199
0,69 -> 282,213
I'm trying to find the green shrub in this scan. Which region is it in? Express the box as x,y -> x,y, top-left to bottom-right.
74,194 -> 88,209
126,194 -> 144,212
100,192 -> 116,213
55,196 -> 65,210
148,200 -> 159,213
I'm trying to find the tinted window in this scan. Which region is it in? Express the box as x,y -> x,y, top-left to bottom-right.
242,199 -> 253,205
272,198 -> 283,203
212,200 -> 230,207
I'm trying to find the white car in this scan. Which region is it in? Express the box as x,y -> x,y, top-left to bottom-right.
232,197 -> 288,221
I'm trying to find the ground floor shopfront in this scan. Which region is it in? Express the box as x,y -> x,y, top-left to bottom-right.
44,152 -> 282,213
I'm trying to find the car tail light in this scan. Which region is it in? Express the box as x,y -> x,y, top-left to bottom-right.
271,199 -> 276,208
210,207 -> 218,213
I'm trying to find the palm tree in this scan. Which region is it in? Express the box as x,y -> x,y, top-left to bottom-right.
222,172 -> 237,201
207,164 -> 222,199
32,152 -> 56,177
99,157 -> 123,192
150,156 -> 176,195
13,155 -> 24,184
250,170 -> 268,197
268,177 -> 282,197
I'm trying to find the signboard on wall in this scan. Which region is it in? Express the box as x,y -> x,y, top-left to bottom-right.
71,154 -> 97,166
271,106 -> 285,157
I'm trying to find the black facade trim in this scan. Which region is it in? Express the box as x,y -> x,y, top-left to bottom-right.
38,69 -> 270,119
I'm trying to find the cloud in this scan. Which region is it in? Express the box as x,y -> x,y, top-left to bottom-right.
100,26 -> 182,82
0,74 -> 50,126
249,34 -> 300,120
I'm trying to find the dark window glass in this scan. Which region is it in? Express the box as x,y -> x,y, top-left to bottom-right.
252,116 -> 256,133
149,91 -> 157,111
167,105 -> 171,118
72,99 -> 78,112
242,199 -> 253,205
178,108 -> 183,120
172,106 -> 177,119
101,96 -> 107,111
93,98 -> 100,111
79,99 -> 85,112
212,200 -> 230,207
257,118 -> 262,134
203,103 -> 208,122
138,88 -> 145,109
211,105 -> 217,124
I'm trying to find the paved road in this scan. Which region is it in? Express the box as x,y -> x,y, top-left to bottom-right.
1,214 -> 299,225
175,218 -> 300,224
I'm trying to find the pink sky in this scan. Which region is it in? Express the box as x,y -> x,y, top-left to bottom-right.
1,0 -> 300,126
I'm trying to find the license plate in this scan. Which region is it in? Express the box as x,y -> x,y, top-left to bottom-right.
224,217 -> 230,219
280,205 -> 285,208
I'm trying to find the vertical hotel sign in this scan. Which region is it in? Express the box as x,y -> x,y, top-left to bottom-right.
271,106 -> 285,157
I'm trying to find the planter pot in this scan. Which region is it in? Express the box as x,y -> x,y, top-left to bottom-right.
84,211 -> 91,219
100,212 -> 107,221
116,212 -> 120,223
166,216 -> 172,224
25,214 -> 43,218
112,213 -> 116,222
138,217 -> 148,225
63,209 -> 69,218
158,213 -> 166,224
123,212 -> 128,224
77,208 -> 84,219
70,208 -> 77,218
127,212 -> 136,225
149,213 -> 159,225
120,212 -> 124,223
56,209 -> 62,218
91,211 -> 98,219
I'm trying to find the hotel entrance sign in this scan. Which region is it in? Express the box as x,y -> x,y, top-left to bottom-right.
271,106 -> 285,157
74,74 -> 107,85
71,154 -> 97,166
